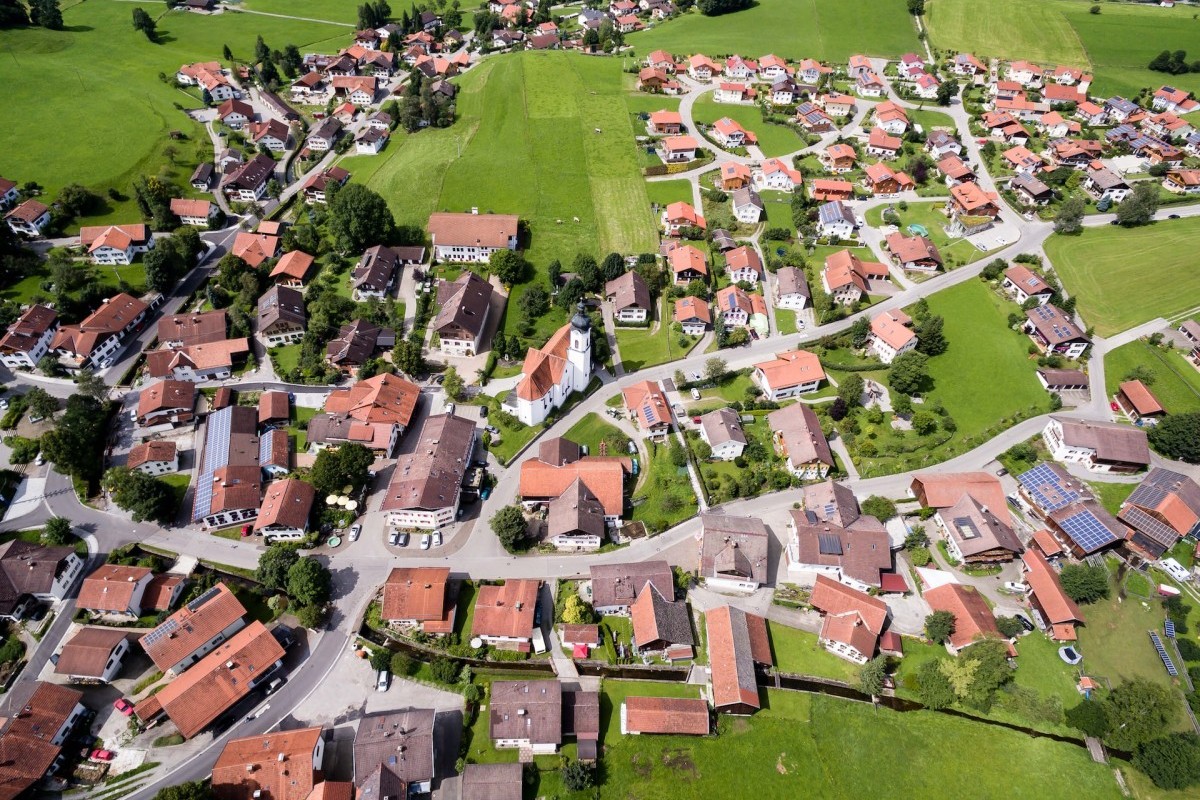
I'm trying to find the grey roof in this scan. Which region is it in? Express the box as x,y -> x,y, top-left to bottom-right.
775,266 -> 811,299
1038,368 -> 1088,387
1088,167 -> 1128,190
605,271 -> 651,314
801,480 -> 863,528
700,407 -> 746,448
1106,96 -> 1140,114
732,187 -> 764,211
590,561 -> 673,609
941,494 -> 1024,558
461,764 -> 522,800
538,437 -> 581,466
257,285 -> 305,331
1121,467 -> 1200,543
308,117 -> 342,142
699,514 -> 770,584
353,245 -> 399,292
433,271 -> 494,339
381,414 -> 476,513
711,229 -> 737,250
0,541 -> 76,615
818,200 -> 855,226
633,584 -> 695,649
353,708 -> 435,786
489,681 -> 562,745
1012,171 -> 1051,197
326,319 -> 392,366
547,478 -> 606,540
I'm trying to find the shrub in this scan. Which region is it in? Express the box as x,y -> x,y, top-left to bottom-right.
430,657 -> 460,684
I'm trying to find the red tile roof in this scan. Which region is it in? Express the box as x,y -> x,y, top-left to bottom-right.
472,580 -> 539,640
212,726 -> 325,800
923,583 -> 999,650
382,567 -> 454,633
622,696 -> 710,735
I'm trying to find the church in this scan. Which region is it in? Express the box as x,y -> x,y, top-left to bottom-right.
507,303 -> 593,426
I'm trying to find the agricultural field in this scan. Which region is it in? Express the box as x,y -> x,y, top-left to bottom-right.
1103,340 -> 1200,415
627,0 -> 921,62
691,97 -> 806,158
924,0 -> 1089,67
0,3 -> 347,228
1043,218 -> 1200,337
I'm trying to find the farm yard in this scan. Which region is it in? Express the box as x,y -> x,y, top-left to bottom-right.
1043,217 -> 1200,337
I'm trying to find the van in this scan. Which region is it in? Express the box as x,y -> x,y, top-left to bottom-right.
690,388 -> 701,400
376,670 -> 390,692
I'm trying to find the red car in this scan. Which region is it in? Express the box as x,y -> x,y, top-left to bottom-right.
89,749 -> 115,762
1110,401 -> 1120,412
113,698 -> 134,716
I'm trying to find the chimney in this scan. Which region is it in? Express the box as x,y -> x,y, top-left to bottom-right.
226,660 -> 235,669
277,753 -> 286,762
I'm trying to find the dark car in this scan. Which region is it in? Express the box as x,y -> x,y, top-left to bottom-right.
1013,612 -> 1035,632
272,625 -> 295,649
1169,214 -> 1181,219
1110,219 -> 1121,225
479,405 -> 488,418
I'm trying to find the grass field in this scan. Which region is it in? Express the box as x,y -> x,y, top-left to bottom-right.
239,0 -> 358,24
0,3 -> 346,228
691,97 -> 805,158
645,179 -> 695,210
767,621 -> 859,683
1088,481 -> 1137,517
1044,218 -> 1200,337
776,308 -> 800,334
627,0 -> 921,61
1103,340 -> 1200,415
925,0 -> 1089,66
563,412 -> 629,455
631,437 -> 698,532
616,299 -> 700,371
0,261 -> 148,305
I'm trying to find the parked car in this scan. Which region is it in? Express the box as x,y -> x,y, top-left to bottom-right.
433,531 -> 443,547
1169,214 -> 1181,219
272,625 -> 295,649
690,388 -> 701,400
995,467 -> 1008,476
479,405 -> 488,418
349,524 -> 362,542
113,699 -> 134,716
264,676 -> 287,696
35,453 -> 44,466
1004,581 -> 1029,593
0,399 -> 8,411
420,534 -> 431,550
485,425 -> 500,435
446,402 -> 456,415
1013,612 -> 1035,632
376,670 -> 390,692
397,532 -> 410,547
88,749 -> 115,762
388,529 -> 400,546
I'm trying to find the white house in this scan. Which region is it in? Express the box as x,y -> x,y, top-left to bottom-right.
757,158 -> 803,192
169,198 -> 217,227
1042,416 -> 1151,474
753,349 -> 825,400
127,441 -> 179,476
867,310 -> 918,364
817,201 -> 856,239
724,245 -> 762,284
699,407 -> 747,461
774,266 -> 810,310
731,187 -> 764,224
507,306 -> 592,426
428,212 -> 519,263
80,224 -> 155,266
0,304 -> 58,369
5,200 -> 51,236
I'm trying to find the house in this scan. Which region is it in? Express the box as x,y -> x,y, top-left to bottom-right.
719,162 -> 752,190
936,154 -> 976,186
621,696 -> 710,736
668,243 -> 708,284
868,310 -> 917,364
353,709 -> 436,795
1001,265 -> 1054,305
1075,100 -> 1107,126
1182,318 -> 1200,348
0,539 -> 83,621
637,67 -> 671,92
1043,416 -> 1151,473
1105,96 -> 1142,124
982,110 -> 1031,143
1084,165 -> 1132,204
544,478 -> 609,551
768,403 -> 834,479
170,198 -> 217,227
810,179 -> 854,201
1042,83 -> 1084,105
952,52 -> 987,77
715,82 -> 752,103
910,472 -> 1012,525
1021,549 -> 1085,641
818,91 -> 855,117
218,98 -> 254,129
885,232 -> 942,272
769,78 -> 799,105
190,162 -> 214,191
54,627 -> 132,683
862,162 -> 914,195
774,266 -> 810,310
1119,468 -> 1200,558
711,117 -> 754,149
622,380 -> 671,437
177,61 -> 236,100
257,285 -> 306,346
519,438 -> 629,534
434,271 -> 495,356
648,109 -> 682,135
1007,60 -> 1042,87
866,127 -> 902,160
913,72 -> 941,100
1164,168 -> 1200,195
785,484 -> 894,589
307,373 -> 420,457
1011,171 -> 1053,206
258,390 -> 288,427
253,478 -> 315,542
1037,111 -> 1072,139
306,117 -> 342,152
231,232 -> 280,269
489,680 -> 598,757
816,200 -> 856,239
797,58 -> 832,85
1117,379 -> 1165,424
221,154 -> 275,202
644,50 -> 676,73
856,70 -> 885,98
923,583 -> 999,654
606,271 -> 651,323
1003,145 -> 1044,175
324,319 -> 394,374
191,405 -> 262,528
1016,463 -> 1128,556
948,182 -> 1001,232
820,143 -> 856,174
472,579 -> 539,649
795,102 -> 834,133
698,407 -> 747,461
757,158 -> 803,192
699,514 -> 770,592
590,560 -> 673,617
212,727 -> 328,800
822,249 -> 889,305
127,440 -> 179,476
873,101 -> 909,134
351,245 -> 399,301
508,309 -> 592,426
810,575 -> 887,664
77,563 -> 156,619
1152,85 -> 1199,114
462,764 -> 523,800
51,293 -> 148,370
381,413 -> 476,529
5,199 -> 51,236
0,682 -> 87,795
673,296 -> 711,335
268,250 -> 316,288
1023,304 -> 1090,359
136,379 -> 196,428
706,606 -> 772,714
714,285 -> 766,330
381,566 -> 455,633
1049,138 -> 1103,169
0,304 -> 58,369
753,349 -> 824,400
246,119 -> 289,152
661,201 -> 706,237
330,75 -> 377,105
1037,368 -> 1089,393
135,621 -> 284,738
146,337 -> 250,381
725,246 -> 763,284
138,581 -> 247,674
354,126 -> 389,155
301,165 -> 351,205
428,212 -> 519,263
687,54 -> 722,82
936,494 -> 1024,564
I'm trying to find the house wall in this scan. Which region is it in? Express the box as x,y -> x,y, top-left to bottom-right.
202,505 -> 259,531
168,617 -> 248,675
262,324 -> 304,347
615,306 -> 649,323
704,574 -> 759,593
51,554 -> 85,599
819,636 -> 869,664
0,325 -> 56,369
387,505 -> 456,530
261,524 -> 308,542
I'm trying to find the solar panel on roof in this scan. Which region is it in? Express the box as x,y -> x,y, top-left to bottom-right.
188,585 -> 223,612
1059,510 -> 1120,554
142,618 -> 179,648
1018,464 -> 1083,512
818,533 -> 843,555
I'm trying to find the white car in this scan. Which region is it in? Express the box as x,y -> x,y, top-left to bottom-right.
1003,581 -> 1029,593
420,534 -> 431,550
0,399 -> 8,411
349,524 -> 362,542
388,529 -> 400,546
35,453 -> 45,466
433,531 -> 443,547
690,388 -> 701,400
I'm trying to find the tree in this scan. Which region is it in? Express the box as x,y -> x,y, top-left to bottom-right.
935,77 -> 959,107
888,350 -> 928,396
907,0 -> 925,14
43,516 -> 73,546
40,394 -> 106,483
561,594 -> 595,625
1116,181 -> 1161,227
911,410 -> 938,435
696,0 -> 752,15
1149,413 -> 1200,463
144,246 -> 182,294
916,658 -> 955,709
287,558 -> 332,606
995,616 -> 1026,638
256,544 -> 301,591
154,782 -> 213,800
924,610 -> 956,644
1104,679 -> 1180,750
30,0 -> 63,29
557,277 -> 585,310
861,495 -> 897,521
1058,563 -> 1110,603
915,315 -> 947,356
601,252 -> 625,282
390,650 -> 413,676
562,760 -> 595,792
519,285 -> 549,320
369,647 -> 391,671
491,505 -> 528,552
222,44 -> 233,61
442,365 -> 464,402
429,656 -> 459,684
704,357 -> 727,383
131,7 -> 157,40
327,184 -> 395,252
281,44 -> 303,76
858,656 -> 887,696
393,339 -> 426,377
309,443 -> 374,498
0,0 -> 30,26
1134,734 -> 1200,790
24,387 -> 57,420
101,467 -> 173,522
489,250 -> 527,285
837,373 -> 864,408
1066,699 -> 1110,737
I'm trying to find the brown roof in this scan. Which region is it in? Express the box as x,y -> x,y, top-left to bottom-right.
0,305 -> 57,356
381,567 -> 452,630
472,579 -> 539,640
699,407 -> 746,448
589,560 -> 673,610
489,680 -> 561,744
810,574 -> 887,632
787,510 -> 891,587
51,293 -> 148,358
1123,468 -> 1200,537
158,310 -> 227,346
923,583 -> 999,650
519,456 -> 628,518
622,696 -> 709,735
325,319 -> 390,366
1118,380 -> 1164,416
352,245 -> 398,293
461,763 -> 522,800
139,582 -> 248,672
254,479 -> 315,532
1038,368 -> 1089,389
427,212 -> 518,249
0,540 -> 77,616
1022,549 -> 1084,626
433,271 -> 494,340
259,390 -> 290,424
1052,416 -> 1151,466
127,440 -> 177,470
560,624 -> 599,645
631,583 -> 694,649
699,514 -> 770,585
885,232 -> 941,266
146,338 -> 250,379
1025,304 -> 1088,347
910,472 -> 1012,526
352,709 -> 434,786
381,414 -> 475,512
143,574 -> 185,611
775,266 -> 810,299
940,494 -> 1023,558
705,606 -> 771,711
213,726 -> 325,800
53,627 -> 129,678
605,270 -> 651,314
231,232 -> 280,268
768,404 -> 833,471
546,478 -> 606,541
0,681 -> 83,799
258,285 -> 306,331
139,621 -> 284,738
5,198 -> 49,223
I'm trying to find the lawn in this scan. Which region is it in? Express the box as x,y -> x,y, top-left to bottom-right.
1045,218 -> 1200,337
776,308 -> 800,334
0,3 -> 346,229
616,299 -> 701,371
160,473 -> 192,518
289,406 -> 319,453
767,621 -> 859,683
270,344 -> 302,376
1087,481 -> 1136,517
0,260 -> 149,305
863,201 -> 979,268
760,190 -> 797,235
906,107 -> 957,133
691,97 -> 806,158
564,412 -> 629,456
627,0 -> 921,61
645,179 -> 695,210
630,437 -> 698,533
240,0 -> 358,24
1104,340 -> 1200,417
